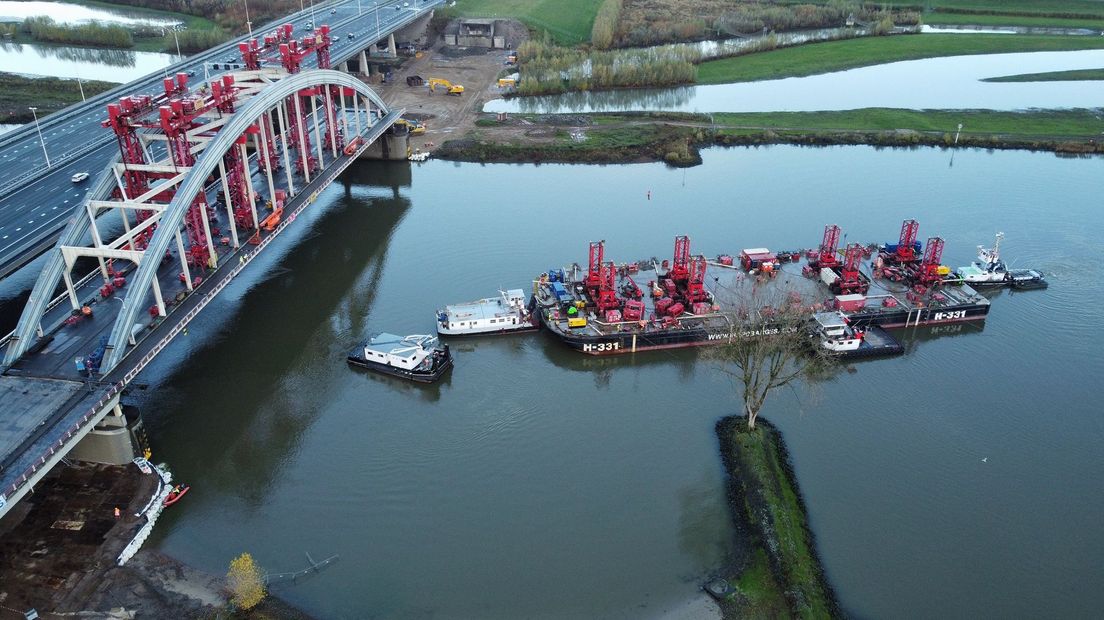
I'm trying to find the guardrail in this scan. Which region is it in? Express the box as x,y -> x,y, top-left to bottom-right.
0,0 -> 348,153
0,0 -> 435,203
2,115 -> 395,504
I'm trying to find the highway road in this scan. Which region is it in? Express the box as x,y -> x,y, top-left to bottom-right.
0,0 -> 442,278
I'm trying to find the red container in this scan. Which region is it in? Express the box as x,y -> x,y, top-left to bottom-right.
667,302 -> 685,317
662,278 -> 675,292
605,309 -> 622,322
718,254 -> 734,266
692,302 -> 711,315
623,300 -> 645,321
655,297 -> 673,315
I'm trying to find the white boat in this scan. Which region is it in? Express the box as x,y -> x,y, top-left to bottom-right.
958,232 -> 1009,285
813,311 -> 903,359
346,333 -> 452,383
814,312 -> 863,353
957,232 -> 1048,289
436,289 -> 539,336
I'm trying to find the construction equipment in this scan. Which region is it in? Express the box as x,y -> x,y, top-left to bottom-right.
395,119 -> 426,135
812,224 -> 841,269
497,78 -> 516,90
427,78 -> 464,96
406,75 -> 425,87
835,243 -> 869,294
890,219 -> 921,263
917,236 -> 945,285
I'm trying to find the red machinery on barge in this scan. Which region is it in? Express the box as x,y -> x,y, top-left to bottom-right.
534,221 -> 993,355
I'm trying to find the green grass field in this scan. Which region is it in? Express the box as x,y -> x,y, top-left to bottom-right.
697,34 -> 1104,84
924,12 -> 1104,28
711,108 -> 1104,138
982,68 -> 1104,81
442,0 -> 601,45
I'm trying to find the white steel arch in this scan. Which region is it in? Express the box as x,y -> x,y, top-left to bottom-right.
4,69 -> 389,369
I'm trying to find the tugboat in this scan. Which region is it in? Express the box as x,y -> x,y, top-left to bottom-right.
957,232 -> 1047,289
347,333 -> 452,383
436,289 -> 539,336
813,312 -> 903,359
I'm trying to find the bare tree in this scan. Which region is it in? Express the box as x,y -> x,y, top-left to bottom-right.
707,287 -> 837,430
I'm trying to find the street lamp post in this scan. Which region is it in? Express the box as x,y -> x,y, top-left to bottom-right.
242,0 -> 252,36
172,27 -> 182,58
28,107 -> 51,168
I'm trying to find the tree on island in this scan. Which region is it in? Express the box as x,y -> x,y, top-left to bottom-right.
707,287 -> 838,430
227,552 -> 266,611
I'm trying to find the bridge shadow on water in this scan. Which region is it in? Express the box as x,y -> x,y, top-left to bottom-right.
134,161 -> 413,509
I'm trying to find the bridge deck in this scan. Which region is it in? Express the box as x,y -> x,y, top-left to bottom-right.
0,0 -> 442,278
1,109 -> 402,505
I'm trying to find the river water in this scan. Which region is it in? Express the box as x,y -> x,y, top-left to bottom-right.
119,146 -> 1104,618
485,49 -> 1104,114
0,41 -> 178,82
0,0 -> 182,27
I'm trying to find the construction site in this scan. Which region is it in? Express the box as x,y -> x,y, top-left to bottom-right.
361,19 -> 528,159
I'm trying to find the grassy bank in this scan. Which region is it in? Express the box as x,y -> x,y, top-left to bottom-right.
711,108 -> 1104,138
696,34 -> 1104,84
0,72 -> 117,124
439,109 -> 1104,167
714,416 -> 837,618
441,0 -> 601,45
983,68 -> 1104,82
925,12 -> 1104,29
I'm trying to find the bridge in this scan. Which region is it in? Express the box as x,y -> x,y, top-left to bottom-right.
0,0 -> 442,279
0,1 -> 445,520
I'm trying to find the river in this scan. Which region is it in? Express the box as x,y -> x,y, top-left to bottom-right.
0,0 -> 182,27
114,146 -> 1104,618
484,49 -> 1104,114
0,41 -> 178,82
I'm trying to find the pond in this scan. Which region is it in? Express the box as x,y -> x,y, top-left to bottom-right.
484,50 -> 1104,114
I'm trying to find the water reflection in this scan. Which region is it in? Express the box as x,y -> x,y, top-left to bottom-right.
140,187 -> 411,509
0,0 -> 182,27
0,41 -> 177,81
486,50 -> 1104,113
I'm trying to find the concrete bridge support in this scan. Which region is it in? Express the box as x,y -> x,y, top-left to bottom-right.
67,404 -> 147,465
360,123 -> 409,160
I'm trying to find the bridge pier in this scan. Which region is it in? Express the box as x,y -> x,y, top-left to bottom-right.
360,123 -> 409,160
67,404 -> 148,466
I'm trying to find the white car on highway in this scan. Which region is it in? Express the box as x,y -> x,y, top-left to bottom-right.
71,172 -> 90,183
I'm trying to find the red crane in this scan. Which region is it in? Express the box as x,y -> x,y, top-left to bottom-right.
685,255 -> 709,303
670,235 -> 691,282
918,236 -> 945,285
239,38 -> 262,70
596,261 -> 620,312
815,224 -> 841,269
896,219 -> 920,262
836,243 -> 869,294
586,240 -> 604,292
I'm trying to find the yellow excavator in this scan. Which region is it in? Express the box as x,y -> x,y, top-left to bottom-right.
427,78 -> 464,96
395,118 -> 426,135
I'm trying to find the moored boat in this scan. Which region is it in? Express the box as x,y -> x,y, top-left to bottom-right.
813,311 -> 903,359
164,484 -> 190,507
957,232 -> 1047,289
437,289 -> 538,336
346,333 -> 453,383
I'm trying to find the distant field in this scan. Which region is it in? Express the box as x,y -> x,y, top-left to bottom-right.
982,68 -> 1104,81
711,108 -> 1104,138
443,0 -> 601,45
924,12 -> 1104,29
697,34 -> 1104,84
